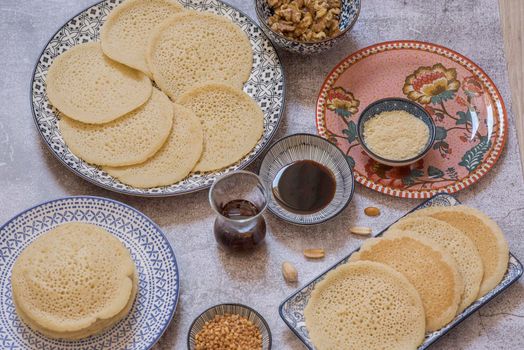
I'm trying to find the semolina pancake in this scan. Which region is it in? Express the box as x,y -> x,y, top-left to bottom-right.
11,222 -> 137,339
349,232 -> 464,332
304,261 -> 425,350
46,42 -> 152,124
101,0 -> 184,77
59,88 -> 173,167
13,270 -> 138,340
146,11 -> 253,100
104,103 -> 203,187
177,83 -> 263,172
408,205 -> 509,297
388,216 -> 483,313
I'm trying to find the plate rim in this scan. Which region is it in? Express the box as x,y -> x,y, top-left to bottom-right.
0,195 -> 180,350
278,193 -> 523,349
315,40 -> 509,199
30,0 -> 286,198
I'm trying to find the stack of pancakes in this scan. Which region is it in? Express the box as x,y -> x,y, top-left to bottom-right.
46,0 -> 264,188
304,205 -> 509,350
11,223 -> 138,339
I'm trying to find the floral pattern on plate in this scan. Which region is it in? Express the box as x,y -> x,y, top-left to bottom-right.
316,41 -> 507,198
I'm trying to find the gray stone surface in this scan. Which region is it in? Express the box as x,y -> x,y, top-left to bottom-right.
1,0 -> 523,348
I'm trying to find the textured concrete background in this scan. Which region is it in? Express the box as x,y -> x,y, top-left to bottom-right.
1,0 -> 523,349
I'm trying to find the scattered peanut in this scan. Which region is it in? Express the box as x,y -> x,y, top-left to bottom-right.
364,206 -> 381,217
350,226 -> 372,236
303,248 -> 325,259
282,261 -> 298,282
195,313 -> 262,350
267,0 -> 342,42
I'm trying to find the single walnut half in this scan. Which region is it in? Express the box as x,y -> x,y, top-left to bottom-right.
267,0 -> 342,42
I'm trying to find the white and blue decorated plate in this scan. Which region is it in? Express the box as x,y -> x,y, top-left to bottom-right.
31,0 -> 285,197
0,196 -> 179,349
279,193 -> 523,349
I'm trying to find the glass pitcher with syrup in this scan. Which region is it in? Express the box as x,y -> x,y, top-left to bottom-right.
209,171 -> 268,252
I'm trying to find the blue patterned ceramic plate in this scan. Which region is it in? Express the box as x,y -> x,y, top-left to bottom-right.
0,196 -> 179,349
279,193 -> 523,349
31,0 -> 285,197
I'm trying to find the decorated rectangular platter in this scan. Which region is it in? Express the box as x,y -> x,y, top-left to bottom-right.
279,193 -> 523,349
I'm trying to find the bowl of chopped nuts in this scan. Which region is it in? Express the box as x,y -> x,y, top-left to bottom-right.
254,0 -> 361,55
188,303 -> 272,349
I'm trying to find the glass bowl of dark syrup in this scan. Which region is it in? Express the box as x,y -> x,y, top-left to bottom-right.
209,171 -> 268,252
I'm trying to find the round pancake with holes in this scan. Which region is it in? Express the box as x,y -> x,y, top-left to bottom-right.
104,103 -> 203,187
407,205 -> 509,297
101,0 -> 184,77
349,232 -> 464,332
146,11 -> 253,100
11,222 -> 137,339
304,261 -> 425,350
59,88 -> 173,167
177,83 -> 263,172
388,216 -> 483,313
46,42 -> 152,124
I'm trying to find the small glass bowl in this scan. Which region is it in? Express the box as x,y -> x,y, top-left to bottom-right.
254,0 -> 361,55
187,303 -> 272,349
357,98 -> 436,167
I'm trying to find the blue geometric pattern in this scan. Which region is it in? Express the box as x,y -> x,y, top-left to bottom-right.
279,193 -> 523,350
0,196 -> 179,349
31,0 -> 285,197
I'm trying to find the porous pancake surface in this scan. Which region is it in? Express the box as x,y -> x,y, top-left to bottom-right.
177,83 -> 263,172
46,42 -> 152,124
59,88 -> 173,167
146,11 -> 253,100
101,0 -> 184,76
104,103 -> 203,187
349,232 -> 464,332
408,205 -> 509,297
11,222 -> 137,338
304,261 -> 425,350
388,216 -> 483,312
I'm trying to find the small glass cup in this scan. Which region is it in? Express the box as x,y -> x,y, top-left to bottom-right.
209,171 -> 268,252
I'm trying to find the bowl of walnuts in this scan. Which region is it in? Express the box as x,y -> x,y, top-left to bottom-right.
254,0 -> 361,54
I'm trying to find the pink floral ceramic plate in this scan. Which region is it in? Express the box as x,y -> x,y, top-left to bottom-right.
316,40 -> 508,199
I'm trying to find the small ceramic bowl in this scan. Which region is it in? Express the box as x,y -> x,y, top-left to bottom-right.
187,303 -> 272,349
258,133 -> 354,225
357,98 -> 436,167
254,0 -> 361,55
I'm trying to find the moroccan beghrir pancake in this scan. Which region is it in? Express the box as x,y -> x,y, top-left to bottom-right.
101,0 -> 184,77
146,11 -> 253,100
59,88 -> 173,167
177,83 -> 264,172
388,216 -> 484,313
407,205 -> 509,297
44,0 -> 268,189
104,103 -> 204,188
349,231 -> 464,332
46,42 -> 152,124
304,261 -> 426,350
11,222 -> 138,339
